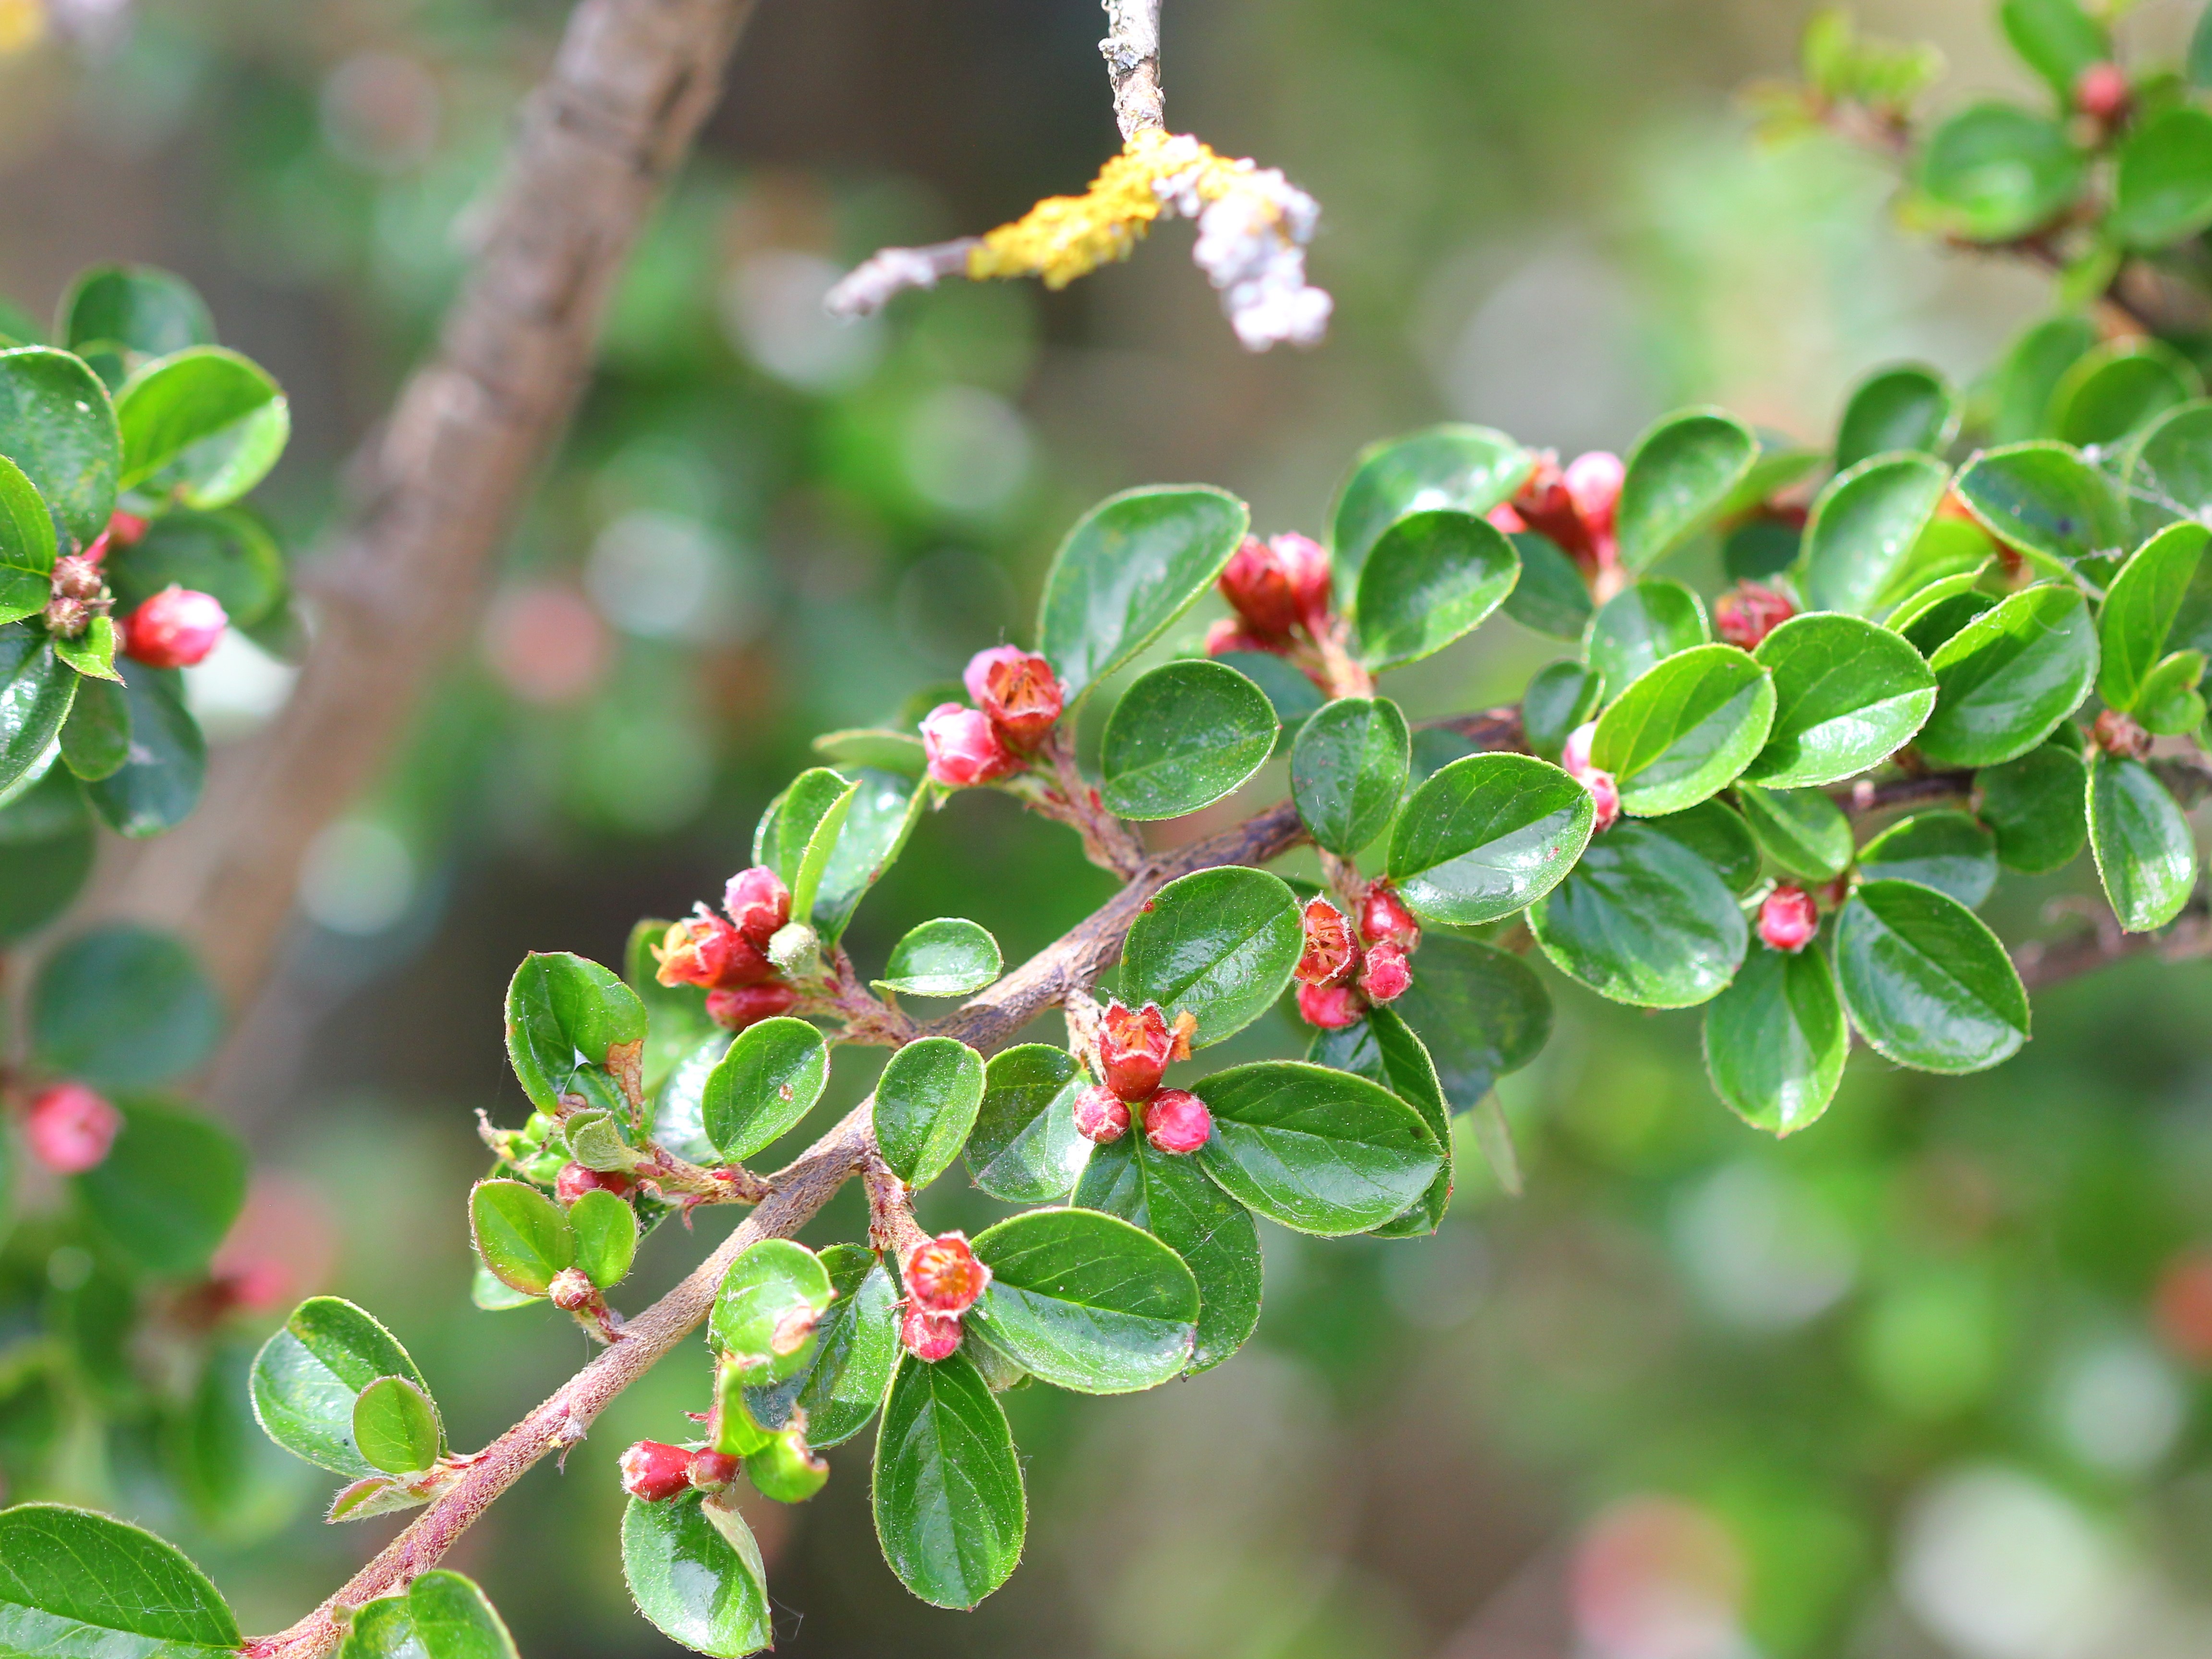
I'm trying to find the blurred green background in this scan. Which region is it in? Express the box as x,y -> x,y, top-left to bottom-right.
7,0 -> 2212,1654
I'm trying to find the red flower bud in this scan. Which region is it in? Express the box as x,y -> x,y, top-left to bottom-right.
1099,1000 -> 1174,1101
106,509 -> 148,550
1758,884 -> 1820,954
1357,884 -> 1421,951
723,865 -> 792,950
1486,503 -> 1526,534
1218,535 -> 1301,636
620,1440 -> 696,1502
557,1163 -> 635,1203
1358,939 -> 1413,1004
1074,1085 -> 1131,1144
921,702 -> 1018,787
1584,769 -> 1620,834
904,1232 -> 992,1314
963,646 -> 1064,751
1561,720 -> 1597,781
24,1083 -> 122,1174
1562,451 -> 1626,535
1295,897 -> 1357,986
2093,708 -> 2152,760
1714,582 -> 1796,651
548,1267 -> 598,1311
706,981 -> 801,1032
1205,618 -> 1278,658
654,912 -> 774,991
2075,60 -> 2130,123
688,1449 -> 741,1492
1143,1089 -> 1212,1155
121,585 -> 227,669
1270,533 -> 1333,627
900,1304 -> 964,1362
1296,981 -> 1366,1030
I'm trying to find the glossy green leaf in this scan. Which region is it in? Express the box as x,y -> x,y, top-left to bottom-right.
1522,659 -> 1604,759
1834,878 -> 2030,1072
967,1044 -> 1088,1203
812,766 -> 926,944
1585,579 -> 1708,690
2097,521 -> 2205,712
0,625 -> 77,797
83,660 -> 203,836
753,766 -> 860,927
60,266 -> 215,358
703,1016 -> 828,1162
250,1295 -> 435,1478
0,451 -> 55,589
1998,0 -> 2105,97
1725,518 -> 1802,583
1390,933 -> 1552,1109
712,1238 -> 836,1382
1858,810 -> 1998,907
1387,751 -> 1594,923
1878,519 -> 1997,617
31,924 -> 220,1087
1502,531 -> 1594,640
468,1179 -> 574,1297
1976,739 -> 2089,872
1038,484 -> 1249,699
73,1097 -> 246,1277
1746,612 -> 1937,787
0,767 -> 94,940
1290,695 -> 1409,855
1884,566 -> 1992,644
1834,364 -> 1960,470
2049,341 -> 2198,448
2110,108 -> 2212,248
1308,1005 -> 1453,1237
648,1029 -> 727,1166
115,348 -> 289,508
0,1503 -> 240,1657
873,1036 -> 985,1188
745,1245 -> 899,1449
1120,865 -> 1303,1047
338,1571 -> 521,1659
1100,658 -> 1276,820
1912,102 -> 2084,241
1615,408 -> 1759,571
2137,648 -> 2207,735
1353,509 -> 1519,666
876,917 -> 1002,998
504,951 -> 647,1115
1647,798 -> 1762,895
1329,424 -> 1532,596
2124,401 -> 2212,541
967,1207 -> 1200,1392
622,1492 -> 773,1658
1953,442 -> 2127,576
1919,584 -> 2098,767
351,1376 -> 441,1476
1530,819 -> 1748,1007
1703,938 -> 1847,1136
568,1187 -> 638,1290
1801,453 -> 1950,616
0,347 -> 120,547
873,1349 -> 1025,1610
1737,782 -> 1854,882
1209,650 -> 1324,751
1991,315 -> 2100,443
2089,751 -> 2198,932
54,614 -> 119,682
1191,1060 -> 1443,1235
811,727 -> 926,777
1591,644 -> 1775,815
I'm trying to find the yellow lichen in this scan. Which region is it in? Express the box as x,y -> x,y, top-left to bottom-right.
965,130 -> 1244,290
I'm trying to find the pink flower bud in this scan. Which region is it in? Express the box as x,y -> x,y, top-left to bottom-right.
1561,720 -> 1598,780
1099,1000 -> 1174,1102
1218,535 -> 1302,636
620,1440 -> 696,1502
1143,1089 -> 1211,1155
904,1232 -> 992,1315
964,646 -> 1065,751
900,1304 -> 964,1362
688,1449 -> 741,1492
653,912 -> 774,990
1269,533 -> 1333,627
557,1163 -> 635,1204
121,585 -> 227,670
1758,884 -> 1820,954
1486,503 -> 1527,534
1357,883 -> 1421,950
1296,981 -> 1366,1030
1562,451 -> 1626,535
1205,618 -> 1278,658
1358,939 -> 1413,1004
1074,1085 -> 1131,1144
920,703 -> 1018,787
24,1083 -> 122,1175
723,866 -> 792,950
1714,581 -> 1796,651
106,509 -> 148,550
548,1267 -> 598,1311
2075,61 -> 2130,123
1295,897 -> 1357,987
2093,708 -> 2152,760
705,981 -> 801,1032
1584,769 -> 1620,833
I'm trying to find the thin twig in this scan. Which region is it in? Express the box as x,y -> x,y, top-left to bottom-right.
1099,0 -> 1165,142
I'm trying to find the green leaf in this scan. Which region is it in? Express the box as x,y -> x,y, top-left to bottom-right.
1615,408 -> 1759,571
1703,938 -> 1847,1136
2138,648 -> 2207,735
1976,739 -> 2089,872
876,918 -> 1002,998
468,1179 -> 574,1297
1209,650 -> 1325,751
1724,519 -> 1801,583
1834,879 -> 2030,1072
621,1492 -> 773,1658
1919,584 -> 2098,767
110,508 -> 286,631
702,1016 -> 829,1163
1647,798 -> 1762,895
872,1036 -> 985,1188
54,614 -> 119,682
753,767 -> 860,927
1736,782 -> 1853,881
2048,341 -> 2199,447
1038,484 -> 1249,700
1884,566 -> 1993,643
2110,108 -> 2212,248
1389,933 -> 1552,1109
1530,819 -> 1748,1007
967,1045 -> 1088,1203
745,1244 -> 899,1449
351,1376 -> 441,1476
250,1296 -> 436,1479
1991,315 -> 2100,443
1999,0 -> 2106,95
83,660 -> 203,836
2098,521 -> 2205,712
0,625 -> 77,797
1912,102 -> 2085,241
1522,660 -> 1604,759
0,1503 -> 240,1657
2088,751 -> 2198,932
58,668 -> 126,782
1386,751 -> 1595,922
0,347 -> 121,548
1120,865 -> 1303,1046
874,1349 -> 1025,1609
73,1097 -> 246,1277
1745,612 -> 1938,787
711,1238 -> 836,1382
31,925 -> 221,1087
1329,424 -> 1532,596
114,347 -> 290,509
0,766 -> 94,940
1834,364 -> 1960,470
1100,659 -> 1276,820
2124,400 -> 2212,541
648,1030 -> 728,1166
1308,1005 -> 1453,1237
1502,531 -> 1594,640
60,266 -> 215,359
1289,695 -> 1409,855
1858,810 -> 1999,908
1879,519 -> 1998,616
1591,643 -> 1775,815
967,1208 -> 1200,1392
812,727 -> 927,777
568,1187 -> 638,1290
1072,1133 -> 1262,1373
503,951 -> 647,1115
1585,579 -> 1708,690
1352,509 -> 1519,666
811,765 -> 924,944
1801,453 -> 1950,616
1191,1061 -> 1442,1235
338,1571 -> 521,1659
0,451 -> 56,588
1953,442 -> 2127,576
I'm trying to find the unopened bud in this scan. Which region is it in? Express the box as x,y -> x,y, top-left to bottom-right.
653,910 -> 774,991
1099,1000 -> 1173,1101
1357,883 -> 1421,950
1218,535 -> 1300,636
706,981 -> 802,1032
1584,769 -> 1620,833
105,509 -> 148,550
766,920 -> 820,979
620,1440 -> 696,1502
41,594 -> 92,639
1758,884 -> 1820,954
900,1304 -> 964,1362
1143,1089 -> 1212,1155
1714,582 -> 1796,651
2075,60 -> 2130,123
904,1232 -> 992,1315
1561,720 -> 1598,781
1270,533 -> 1333,627
964,645 -> 1065,751
920,702 -> 1019,787
723,865 -> 792,949
556,1162 -> 635,1203
688,1449 -> 741,1492
49,554 -> 103,603
1296,981 -> 1366,1030
121,585 -> 227,669
2093,707 -> 2152,760
1073,1085 -> 1131,1144
1562,451 -> 1626,535
1295,897 -> 1356,986
1358,939 -> 1413,1004
547,1267 -> 598,1311
24,1083 -> 122,1174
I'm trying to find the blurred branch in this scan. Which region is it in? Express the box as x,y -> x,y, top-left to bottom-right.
2014,896 -> 2212,992
100,0 -> 762,1006
1100,0 -> 1165,141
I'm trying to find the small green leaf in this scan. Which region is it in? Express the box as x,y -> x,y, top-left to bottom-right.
1530,819 -> 1748,1007
57,669 -> 125,782
967,1044 -> 1088,1204
83,659 -> 203,836
0,1503 -> 240,1657
622,1492 -> 773,1659
568,1187 -> 638,1290
2124,400 -> 2212,541
0,625 -> 77,797
811,766 -> 926,944
2088,751 -> 2198,932
1746,611 -> 1938,787
1615,408 -> 1759,571
1912,102 -> 2085,241
753,766 -> 861,927
703,1016 -> 829,1163
60,265 -> 216,359
114,347 -> 290,508
351,1376 -> 441,1476
1120,865 -> 1303,1047
1289,695 -> 1409,855
711,1238 -> 836,1382
2137,648 -> 2208,735
1591,643 -> 1776,815
250,1296 -> 436,1478
30,924 -> 221,1087
745,1244 -> 900,1449
1100,658 -> 1276,820
872,1036 -> 986,1188
1353,509 -> 1519,666
468,1179 -> 574,1297
1193,1061 -> 1443,1235
53,614 -> 119,682
1976,739 -> 2088,872
1502,531 -> 1594,640
1585,579 -> 1708,689
967,1208 -> 1200,1393
503,951 -> 648,1115
1209,649 -> 1325,751
876,917 -> 1003,998
1309,1005 -> 1454,1237
2098,522 -> 2205,712
73,1096 -> 248,1278
1858,810 -> 1998,908
1801,453 -> 1951,616
1389,933 -> 1552,1109
1998,0 -> 2105,98
1737,782 -> 1854,881
1953,442 -> 2127,576
338,1570 -> 521,1659
1329,424 -> 1532,596
873,1349 -> 1025,1609
2048,341 -> 2199,447
1522,659 -> 1604,759
1833,878 -> 2030,1072
2110,108 -> 2212,248
1834,364 -> 1960,470
1990,315 -> 2100,443
1703,938 -> 1847,1136
0,766 -> 94,941
1386,751 -> 1595,923
0,347 -> 121,548
1039,484 -> 1250,700
0,451 -> 56,585
1919,583 -> 2099,767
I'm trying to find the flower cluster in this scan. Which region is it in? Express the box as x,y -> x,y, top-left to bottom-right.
1560,720 -> 1621,834
653,865 -> 801,1031
38,507 -> 230,667
898,1231 -> 992,1361
920,645 -> 1066,788
1489,449 -> 1625,582
1073,999 -> 1210,1154
1293,887 -> 1419,1029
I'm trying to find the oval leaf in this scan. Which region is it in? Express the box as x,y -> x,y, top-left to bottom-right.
1584,579 -> 1708,690
1703,938 -> 1847,1137
1736,782 -> 1854,882
1833,878 -> 2030,1073
31,923 -> 220,1088
1191,1060 -> 1443,1236
872,1036 -> 985,1189
873,1349 -> 1026,1610
1503,530 -> 1594,640
1858,810 -> 1998,908
2088,751 -> 2198,933
622,1492 -> 773,1659
1834,363 -> 1960,470
1289,694 -> 1410,856
1913,102 -> 2084,242
468,1179 -> 574,1297
0,346 -> 121,547
1977,740 -> 2088,873
967,1207 -> 1200,1393
1100,658 -> 1277,820
1529,820 -> 1748,1007
710,1238 -> 836,1382
703,1016 -> 830,1163
1329,424 -> 1532,595
251,1295 -> 436,1479
1386,751 -> 1594,924
351,1376 -> 441,1476
876,917 -> 1003,999
568,1187 -> 639,1290
2110,106 -> 2212,248
339,1571 -> 520,1659
1615,408 -> 1758,571
1591,643 -> 1776,815
1119,865 -> 1303,1047
752,767 -> 861,928
1953,443 -> 2127,576
503,950 -> 647,1114
1801,452 -> 1950,617
1353,509 -> 1519,666
115,346 -> 290,509
811,766 -> 926,943
0,1503 -> 239,1657
745,1244 -> 900,1449
2098,521 -> 2206,712
1919,584 -> 2098,768
967,1044 -> 1088,1204
1746,612 -> 1938,787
